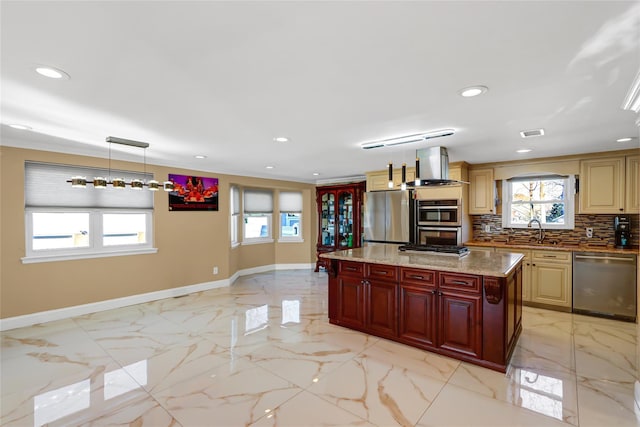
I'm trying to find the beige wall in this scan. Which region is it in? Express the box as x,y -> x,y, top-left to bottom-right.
0,146 -> 317,319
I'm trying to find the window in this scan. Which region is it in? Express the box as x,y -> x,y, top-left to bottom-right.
279,191 -> 303,242
23,162 -> 156,263
502,175 -> 575,230
230,186 -> 240,247
243,189 -> 273,243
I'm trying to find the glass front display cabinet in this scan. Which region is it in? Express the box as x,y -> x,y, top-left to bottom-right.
315,182 -> 365,271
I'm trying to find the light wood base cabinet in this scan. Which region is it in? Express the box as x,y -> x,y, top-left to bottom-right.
530,250 -> 572,308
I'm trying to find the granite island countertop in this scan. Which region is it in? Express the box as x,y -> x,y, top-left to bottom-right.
320,243 -> 524,277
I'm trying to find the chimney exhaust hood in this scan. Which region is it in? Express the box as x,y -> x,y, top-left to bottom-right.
408,146 -> 468,186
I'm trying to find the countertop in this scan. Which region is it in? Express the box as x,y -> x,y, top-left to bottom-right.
320,243 -> 524,277
465,240 -> 640,255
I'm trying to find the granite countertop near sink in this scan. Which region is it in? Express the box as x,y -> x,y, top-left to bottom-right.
465,240 -> 639,255
320,243 -> 524,277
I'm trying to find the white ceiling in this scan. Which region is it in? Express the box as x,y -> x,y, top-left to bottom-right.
1,1 -> 639,184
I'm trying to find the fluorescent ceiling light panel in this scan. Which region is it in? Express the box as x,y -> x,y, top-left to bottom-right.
360,129 -> 455,150
622,71 -> 640,113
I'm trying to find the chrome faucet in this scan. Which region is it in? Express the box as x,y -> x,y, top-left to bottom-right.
527,218 -> 545,244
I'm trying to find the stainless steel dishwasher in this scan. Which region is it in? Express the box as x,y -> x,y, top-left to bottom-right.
573,252 -> 637,322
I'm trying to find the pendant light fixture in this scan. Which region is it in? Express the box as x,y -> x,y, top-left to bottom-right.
67,136 -> 174,191
401,163 -> 407,190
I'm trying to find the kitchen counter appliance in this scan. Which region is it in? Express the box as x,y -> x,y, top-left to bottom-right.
398,243 -> 470,257
414,198 -> 463,246
363,190 -> 413,244
573,252 -> 637,322
614,215 -> 632,249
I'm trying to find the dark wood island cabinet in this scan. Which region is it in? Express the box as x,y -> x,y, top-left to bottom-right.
322,243 -> 524,372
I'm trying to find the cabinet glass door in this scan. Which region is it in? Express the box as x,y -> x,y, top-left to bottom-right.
338,191 -> 354,248
321,192 -> 335,247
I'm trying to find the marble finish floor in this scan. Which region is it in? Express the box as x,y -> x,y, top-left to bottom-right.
2,269 -> 640,426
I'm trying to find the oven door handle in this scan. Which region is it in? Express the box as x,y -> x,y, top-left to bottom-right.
418,226 -> 461,231
418,206 -> 459,210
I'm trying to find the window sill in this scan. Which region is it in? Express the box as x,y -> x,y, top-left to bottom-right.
231,242 -> 241,249
505,225 -> 574,231
21,248 -> 158,264
277,238 -> 304,243
241,238 -> 275,246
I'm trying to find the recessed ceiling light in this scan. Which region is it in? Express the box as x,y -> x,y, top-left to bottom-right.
8,124 -> 32,130
459,85 -> 488,97
516,149 -> 532,153
520,128 -> 545,138
194,155 -> 207,159
35,66 -> 70,80
273,137 -> 289,142
312,172 -> 320,176
265,165 -> 274,169
616,137 -> 633,143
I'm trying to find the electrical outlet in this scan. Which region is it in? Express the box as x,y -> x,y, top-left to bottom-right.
213,266 -> 219,275
586,227 -> 593,238
483,224 -> 491,232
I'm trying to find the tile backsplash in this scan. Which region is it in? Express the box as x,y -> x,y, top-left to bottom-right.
471,214 -> 640,247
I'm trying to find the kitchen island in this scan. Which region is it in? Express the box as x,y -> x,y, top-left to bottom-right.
320,243 -> 524,372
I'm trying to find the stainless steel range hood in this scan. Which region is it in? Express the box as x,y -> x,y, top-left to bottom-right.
409,146 -> 467,186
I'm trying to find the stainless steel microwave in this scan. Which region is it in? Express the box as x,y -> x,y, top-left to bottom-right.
416,199 -> 461,226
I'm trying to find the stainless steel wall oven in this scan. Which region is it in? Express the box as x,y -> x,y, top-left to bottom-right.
416,199 -> 461,226
413,198 -> 462,246
415,226 -> 462,246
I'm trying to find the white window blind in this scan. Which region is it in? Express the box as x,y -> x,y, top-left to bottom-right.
25,161 -> 154,209
243,189 -> 273,213
231,185 -> 240,214
279,191 -> 303,213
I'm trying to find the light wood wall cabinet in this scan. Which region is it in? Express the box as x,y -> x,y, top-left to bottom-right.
626,155 -> 640,214
366,167 -> 416,191
365,162 -> 467,192
529,250 -> 572,309
469,168 -> 496,214
579,156 -> 637,214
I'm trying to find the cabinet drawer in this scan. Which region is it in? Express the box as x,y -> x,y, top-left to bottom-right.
338,261 -> 364,277
365,263 -> 399,281
400,268 -> 436,286
532,250 -> 571,263
440,272 -> 482,293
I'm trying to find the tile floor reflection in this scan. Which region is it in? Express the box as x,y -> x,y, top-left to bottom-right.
2,269 -> 639,426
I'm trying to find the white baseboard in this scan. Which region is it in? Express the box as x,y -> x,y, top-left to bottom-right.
0,264 -> 314,331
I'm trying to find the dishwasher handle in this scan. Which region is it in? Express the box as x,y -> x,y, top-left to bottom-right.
574,255 -> 636,262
